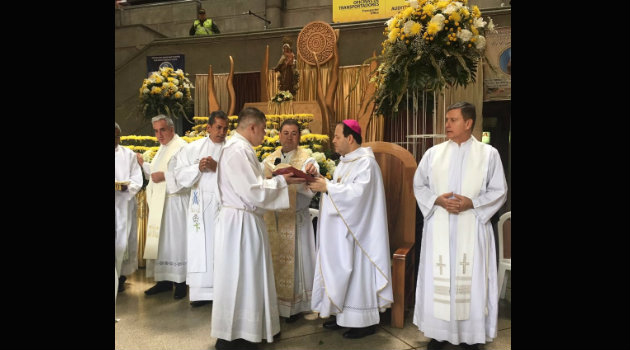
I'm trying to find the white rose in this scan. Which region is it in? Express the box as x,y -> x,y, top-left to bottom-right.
312,152 -> 326,163
142,150 -> 152,163
406,0 -> 419,9
443,2 -> 462,14
487,18 -> 495,32
473,17 -> 487,28
457,29 -> 473,42
475,35 -> 486,50
430,14 -> 446,31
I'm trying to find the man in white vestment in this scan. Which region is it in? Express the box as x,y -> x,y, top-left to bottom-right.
412,102 -> 507,350
211,107 -> 306,350
261,119 -> 319,323
115,122 -> 143,293
306,120 -> 393,339
136,115 -> 190,300
173,110 -> 228,307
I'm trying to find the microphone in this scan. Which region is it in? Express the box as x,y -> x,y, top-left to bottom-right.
274,157 -> 281,166
242,10 -> 251,15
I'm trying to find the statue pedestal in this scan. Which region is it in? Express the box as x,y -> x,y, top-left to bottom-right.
243,101 -> 323,134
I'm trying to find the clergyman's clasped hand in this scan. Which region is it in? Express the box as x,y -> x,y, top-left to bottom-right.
199,156 -> 217,172
435,192 -> 473,214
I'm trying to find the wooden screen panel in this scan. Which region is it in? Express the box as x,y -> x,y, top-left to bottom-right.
373,153 -> 404,255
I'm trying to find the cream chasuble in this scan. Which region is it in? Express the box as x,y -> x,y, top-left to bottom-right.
144,134 -> 187,260
262,147 -> 309,309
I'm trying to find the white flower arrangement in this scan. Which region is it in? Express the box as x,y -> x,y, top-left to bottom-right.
271,90 -> 294,103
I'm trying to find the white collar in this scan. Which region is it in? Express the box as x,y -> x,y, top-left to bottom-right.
281,148 -> 296,158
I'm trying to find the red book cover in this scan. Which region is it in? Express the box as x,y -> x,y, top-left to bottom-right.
272,166 -> 316,182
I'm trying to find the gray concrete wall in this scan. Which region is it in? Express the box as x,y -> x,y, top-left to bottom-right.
115,20 -> 387,135
115,0 -> 510,135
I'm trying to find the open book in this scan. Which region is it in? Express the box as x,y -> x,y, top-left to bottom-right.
272,166 -> 316,182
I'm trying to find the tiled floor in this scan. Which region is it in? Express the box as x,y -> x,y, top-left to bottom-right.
115,269 -> 511,350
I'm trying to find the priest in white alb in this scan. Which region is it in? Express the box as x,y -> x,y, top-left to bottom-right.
115,122 -> 143,292
412,102 -> 507,350
136,115 -> 190,300
306,120 -> 393,339
261,119 -> 318,323
173,111 -> 228,307
211,107 -> 306,350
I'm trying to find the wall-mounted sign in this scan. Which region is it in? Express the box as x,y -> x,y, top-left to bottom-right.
146,54 -> 185,77
483,27 -> 511,101
332,0 -> 409,23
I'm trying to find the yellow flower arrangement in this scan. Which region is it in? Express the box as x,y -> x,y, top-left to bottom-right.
374,0 -> 493,115
139,67 -> 193,121
120,135 -> 159,147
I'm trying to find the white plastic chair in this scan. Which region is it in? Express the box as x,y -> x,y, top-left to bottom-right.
309,208 -> 319,247
309,208 -> 319,222
497,211 -> 511,300
309,208 -> 319,232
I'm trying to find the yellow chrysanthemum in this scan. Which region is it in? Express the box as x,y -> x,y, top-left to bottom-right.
472,5 -> 480,17
410,22 -> 423,35
388,27 -> 401,43
449,12 -> 461,23
426,22 -> 440,35
422,3 -> 434,15
436,1 -> 448,9
402,6 -> 414,19
461,8 -> 469,17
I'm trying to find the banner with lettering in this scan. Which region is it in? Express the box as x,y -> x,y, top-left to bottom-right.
146,54 -> 185,78
483,27 -> 511,101
332,0 -> 409,23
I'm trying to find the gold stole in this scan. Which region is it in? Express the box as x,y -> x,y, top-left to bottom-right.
262,147 -> 309,304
